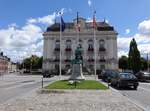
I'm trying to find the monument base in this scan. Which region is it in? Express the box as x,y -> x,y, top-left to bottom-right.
69,64 -> 85,80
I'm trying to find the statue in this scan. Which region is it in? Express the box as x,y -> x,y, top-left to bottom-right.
69,46 -> 85,80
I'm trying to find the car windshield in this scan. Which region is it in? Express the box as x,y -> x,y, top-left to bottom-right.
120,73 -> 136,79
105,70 -> 119,77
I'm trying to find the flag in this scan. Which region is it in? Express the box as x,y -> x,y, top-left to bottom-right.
76,12 -> 80,32
93,11 -> 97,28
60,16 -> 65,32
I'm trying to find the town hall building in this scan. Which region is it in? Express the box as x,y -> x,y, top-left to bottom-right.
42,17 -> 118,74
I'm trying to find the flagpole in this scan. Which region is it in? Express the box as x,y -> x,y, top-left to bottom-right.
77,27 -> 79,46
93,12 -> 97,80
77,12 -> 79,47
59,16 -> 62,80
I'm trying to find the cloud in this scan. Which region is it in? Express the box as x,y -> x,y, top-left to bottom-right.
125,29 -> 130,34
88,0 -> 92,7
0,8 -> 67,62
27,18 -> 37,24
138,19 -> 150,35
0,23 -> 43,61
27,13 -> 56,25
27,8 -> 66,25
117,37 -> 132,51
105,19 -> 109,23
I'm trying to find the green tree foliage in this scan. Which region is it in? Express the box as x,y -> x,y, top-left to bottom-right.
22,55 -> 43,70
141,57 -> 148,71
128,38 -> 141,74
119,56 -> 128,70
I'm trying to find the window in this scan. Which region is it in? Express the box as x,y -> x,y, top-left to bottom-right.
99,39 -> 105,48
88,39 -> 94,49
66,40 -> 71,49
55,40 -> 60,49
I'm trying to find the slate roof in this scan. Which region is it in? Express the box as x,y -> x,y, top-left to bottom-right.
46,20 -> 114,32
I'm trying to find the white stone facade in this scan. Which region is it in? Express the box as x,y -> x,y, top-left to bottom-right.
42,18 -> 118,73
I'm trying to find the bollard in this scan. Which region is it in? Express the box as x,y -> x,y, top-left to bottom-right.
42,77 -> 43,88
108,82 -> 109,89
74,80 -> 77,88
107,78 -> 110,89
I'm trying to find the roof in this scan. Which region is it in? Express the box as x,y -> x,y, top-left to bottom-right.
46,18 -> 115,32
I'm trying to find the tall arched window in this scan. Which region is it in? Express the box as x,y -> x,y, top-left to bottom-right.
99,39 -> 105,48
88,39 -> 94,49
55,40 -> 60,51
66,39 -> 71,49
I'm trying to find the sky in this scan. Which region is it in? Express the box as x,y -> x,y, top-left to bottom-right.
0,0 -> 150,62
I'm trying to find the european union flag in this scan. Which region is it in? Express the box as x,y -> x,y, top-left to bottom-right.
61,17 -> 65,32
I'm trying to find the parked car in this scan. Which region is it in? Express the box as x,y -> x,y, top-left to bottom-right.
111,72 -> 139,90
101,69 -> 119,82
123,70 -> 133,74
135,72 -> 150,82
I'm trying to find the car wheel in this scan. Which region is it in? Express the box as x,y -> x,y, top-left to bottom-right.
110,82 -> 113,86
133,86 -> 137,90
117,83 -> 121,89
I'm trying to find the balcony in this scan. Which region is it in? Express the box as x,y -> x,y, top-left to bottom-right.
99,59 -> 106,62
53,59 -> 60,62
64,59 -> 71,63
99,47 -> 106,52
88,59 -> 94,62
65,48 -> 72,52
88,48 -> 94,52
54,48 -> 60,52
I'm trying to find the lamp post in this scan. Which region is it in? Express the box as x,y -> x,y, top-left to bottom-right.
30,55 -> 33,74
147,53 -> 149,72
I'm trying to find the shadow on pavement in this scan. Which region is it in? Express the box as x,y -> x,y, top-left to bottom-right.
111,85 -> 137,91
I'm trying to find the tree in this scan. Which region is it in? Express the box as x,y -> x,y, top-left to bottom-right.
128,38 -> 141,74
140,58 -> 148,71
119,56 -> 128,70
23,58 -> 31,69
22,55 -> 43,70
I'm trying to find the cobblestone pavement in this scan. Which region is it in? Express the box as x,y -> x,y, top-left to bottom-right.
0,89 -> 144,111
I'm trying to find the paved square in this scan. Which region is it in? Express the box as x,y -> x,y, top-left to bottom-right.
0,89 -> 143,111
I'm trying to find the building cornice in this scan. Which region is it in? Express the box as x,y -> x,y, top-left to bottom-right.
43,31 -> 118,37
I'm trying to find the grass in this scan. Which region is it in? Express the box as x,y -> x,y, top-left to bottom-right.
45,80 -> 108,90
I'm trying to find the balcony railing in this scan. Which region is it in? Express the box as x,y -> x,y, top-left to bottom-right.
64,59 -> 71,62
88,48 -> 94,52
65,48 -> 72,52
99,59 -> 106,62
53,59 -> 60,62
54,48 -> 60,51
88,59 -> 94,62
99,47 -> 106,52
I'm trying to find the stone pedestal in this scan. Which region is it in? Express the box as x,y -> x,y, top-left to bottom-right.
69,64 -> 85,80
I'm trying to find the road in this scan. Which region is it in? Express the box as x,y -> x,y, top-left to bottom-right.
118,82 -> 150,111
0,73 -> 56,104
